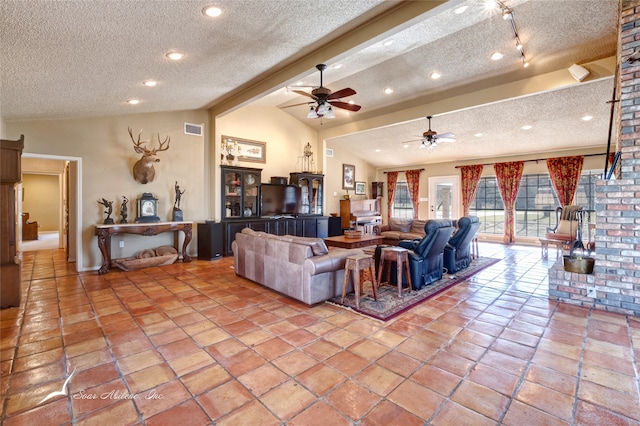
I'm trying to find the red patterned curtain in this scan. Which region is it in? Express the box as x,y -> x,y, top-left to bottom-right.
546,156 -> 584,206
494,161 -> 524,244
405,169 -> 422,219
460,165 -> 483,216
386,171 -> 398,219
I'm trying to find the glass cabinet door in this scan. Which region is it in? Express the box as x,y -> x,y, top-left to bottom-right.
224,170 -> 241,218
311,178 -> 322,215
298,177 -> 310,214
244,172 -> 259,217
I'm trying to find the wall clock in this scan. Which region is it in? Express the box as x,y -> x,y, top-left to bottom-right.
136,193 -> 161,223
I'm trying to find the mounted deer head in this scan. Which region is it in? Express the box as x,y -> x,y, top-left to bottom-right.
128,127 -> 170,184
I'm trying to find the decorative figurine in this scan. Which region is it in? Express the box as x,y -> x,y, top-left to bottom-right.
98,198 -> 114,224
173,182 -> 185,221
119,196 -> 129,224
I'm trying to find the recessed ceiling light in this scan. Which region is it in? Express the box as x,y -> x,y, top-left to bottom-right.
375,149 -> 381,153
382,40 -> 394,47
202,6 -> 222,17
384,87 -> 394,94
166,52 -> 184,61
403,144 -> 409,148
491,52 -> 504,61
430,71 -> 442,80
581,115 -> 593,121
454,5 -> 468,14
474,133 -> 483,137
127,99 -> 140,105
332,64 -> 342,69
521,125 -> 532,130
143,80 -> 157,87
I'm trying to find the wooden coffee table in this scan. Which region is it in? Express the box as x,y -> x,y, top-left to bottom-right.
324,234 -> 383,249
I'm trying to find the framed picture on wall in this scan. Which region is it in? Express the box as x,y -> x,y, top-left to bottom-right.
355,181 -> 366,195
342,164 -> 355,190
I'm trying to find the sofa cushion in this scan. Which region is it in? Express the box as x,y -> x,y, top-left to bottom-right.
410,220 -> 427,235
389,218 -> 412,232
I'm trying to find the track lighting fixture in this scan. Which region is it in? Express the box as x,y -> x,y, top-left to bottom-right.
495,1 -> 528,68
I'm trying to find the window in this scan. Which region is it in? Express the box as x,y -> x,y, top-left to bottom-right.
392,181 -> 414,218
469,170 -> 599,237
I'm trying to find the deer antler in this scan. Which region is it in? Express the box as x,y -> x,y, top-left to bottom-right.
153,134 -> 170,153
128,127 -> 148,154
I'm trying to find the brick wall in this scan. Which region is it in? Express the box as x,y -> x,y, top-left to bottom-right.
550,1 -> 640,316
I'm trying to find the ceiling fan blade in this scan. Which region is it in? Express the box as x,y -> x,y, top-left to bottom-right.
436,133 -> 456,142
280,102 -> 313,109
329,101 -> 361,112
327,88 -> 356,100
293,90 -> 317,100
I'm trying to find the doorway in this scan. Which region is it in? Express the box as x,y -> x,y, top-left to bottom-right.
20,154 -> 82,269
428,175 -> 460,220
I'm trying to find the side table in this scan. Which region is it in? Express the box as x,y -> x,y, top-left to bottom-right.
377,246 -> 412,297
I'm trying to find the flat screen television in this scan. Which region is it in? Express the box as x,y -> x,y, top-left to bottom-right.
260,184 -> 302,217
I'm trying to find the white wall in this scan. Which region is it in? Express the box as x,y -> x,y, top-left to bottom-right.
6,109 -> 209,271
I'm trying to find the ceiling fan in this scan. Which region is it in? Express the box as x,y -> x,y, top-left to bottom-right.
402,115 -> 456,149
288,64 -> 361,119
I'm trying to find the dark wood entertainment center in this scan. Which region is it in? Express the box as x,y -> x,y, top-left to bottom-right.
213,166 -> 330,256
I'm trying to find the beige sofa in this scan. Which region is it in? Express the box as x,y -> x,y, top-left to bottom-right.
232,228 -> 363,305
374,218 -> 426,245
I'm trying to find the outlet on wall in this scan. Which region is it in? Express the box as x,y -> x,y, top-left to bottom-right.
119,240 -> 124,248
586,286 -> 597,298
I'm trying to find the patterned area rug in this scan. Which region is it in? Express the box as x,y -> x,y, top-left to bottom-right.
328,257 -> 500,321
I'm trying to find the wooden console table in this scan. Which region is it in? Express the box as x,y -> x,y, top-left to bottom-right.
95,221 -> 192,274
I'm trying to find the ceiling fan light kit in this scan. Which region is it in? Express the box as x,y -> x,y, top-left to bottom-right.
294,64 -> 362,119
401,115 -> 456,150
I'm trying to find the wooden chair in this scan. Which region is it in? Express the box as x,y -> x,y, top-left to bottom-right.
545,205 -> 582,243
22,212 -> 38,240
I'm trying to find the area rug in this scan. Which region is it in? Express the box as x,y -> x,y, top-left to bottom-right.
328,257 -> 500,321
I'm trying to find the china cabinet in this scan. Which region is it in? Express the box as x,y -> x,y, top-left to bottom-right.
221,166 -> 262,219
289,173 -> 323,216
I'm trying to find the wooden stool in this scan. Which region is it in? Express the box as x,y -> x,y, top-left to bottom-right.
342,253 -> 378,309
377,247 -> 412,297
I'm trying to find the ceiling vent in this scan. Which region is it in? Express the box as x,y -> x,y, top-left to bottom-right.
184,123 -> 203,136
326,148 -> 334,157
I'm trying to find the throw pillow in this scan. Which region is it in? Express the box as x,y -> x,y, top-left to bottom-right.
389,218 -> 412,232
288,236 -> 329,255
556,220 -> 578,237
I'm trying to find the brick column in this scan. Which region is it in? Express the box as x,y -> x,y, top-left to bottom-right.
593,0 -> 640,315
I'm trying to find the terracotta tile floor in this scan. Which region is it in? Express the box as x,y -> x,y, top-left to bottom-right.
2,243 -> 639,425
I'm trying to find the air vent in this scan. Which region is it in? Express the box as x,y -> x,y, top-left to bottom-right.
184,123 -> 203,136
326,148 -> 334,157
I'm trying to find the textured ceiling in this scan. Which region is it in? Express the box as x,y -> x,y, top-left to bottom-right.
0,0 -> 620,168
